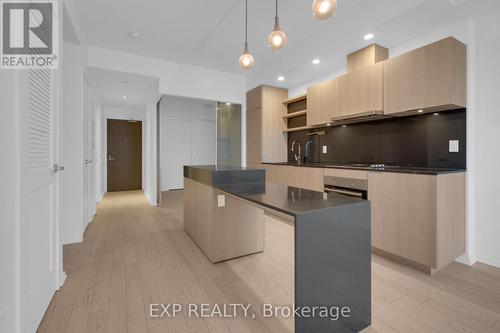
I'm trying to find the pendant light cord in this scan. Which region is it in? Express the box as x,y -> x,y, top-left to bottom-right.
245,0 -> 248,44
275,0 -> 278,18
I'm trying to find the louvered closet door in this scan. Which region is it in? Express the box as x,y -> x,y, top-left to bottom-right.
19,69 -> 59,333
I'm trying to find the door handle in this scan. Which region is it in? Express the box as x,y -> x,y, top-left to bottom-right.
107,155 -> 116,161
53,164 -> 65,173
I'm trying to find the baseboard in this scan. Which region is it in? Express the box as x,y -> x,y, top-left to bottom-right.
58,271 -> 67,289
145,192 -> 157,207
476,255 -> 500,269
61,234 -> 83,246
455,254 -> 477,266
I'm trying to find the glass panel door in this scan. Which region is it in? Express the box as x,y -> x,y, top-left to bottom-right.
216,102 -> 241,167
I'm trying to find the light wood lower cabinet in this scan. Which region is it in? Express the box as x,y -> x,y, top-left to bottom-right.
368,172 -> 465,272
184,178 -> 264,263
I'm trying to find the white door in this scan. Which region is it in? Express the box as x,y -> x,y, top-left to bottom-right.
19,69 -> 60,333
165,118 -> 192,190
191,120 -> 215,165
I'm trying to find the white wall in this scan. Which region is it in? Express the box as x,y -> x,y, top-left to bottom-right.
474,11 -> 500,268
159,96 -> 216,191
143,101 -> 158,205
61,42 -> 83,245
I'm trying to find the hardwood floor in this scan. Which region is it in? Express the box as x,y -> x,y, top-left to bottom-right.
38,190 -> 500,333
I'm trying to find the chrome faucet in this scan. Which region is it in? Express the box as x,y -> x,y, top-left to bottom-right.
291,140 -> 302,163
305,140 -> 314,162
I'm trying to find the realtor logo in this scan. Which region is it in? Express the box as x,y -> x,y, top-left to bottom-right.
1,0 -> 58,69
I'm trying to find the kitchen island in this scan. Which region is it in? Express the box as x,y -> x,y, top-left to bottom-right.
183,165 -> 371,333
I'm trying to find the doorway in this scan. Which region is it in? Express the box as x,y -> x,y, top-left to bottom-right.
107,119 -> 143,191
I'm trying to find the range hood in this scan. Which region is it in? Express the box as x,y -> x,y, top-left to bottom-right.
330,110 -> 392,125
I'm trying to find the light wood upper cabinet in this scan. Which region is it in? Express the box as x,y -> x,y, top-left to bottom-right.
338,62 -> 383,118
383,37 -> 466,115
246,86 -> 288,163
306,79 -> 339,126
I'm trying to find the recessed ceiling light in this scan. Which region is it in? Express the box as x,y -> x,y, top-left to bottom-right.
226,102 -> 231,106
277,76 -> 285,81
127,31 -> 139,39
312,59 -> 320,65
417,109 -> 424,113
342,125 -> 347,128
433,112 -> 440,116
363,33 -> 374,41
123,95 -> 127,99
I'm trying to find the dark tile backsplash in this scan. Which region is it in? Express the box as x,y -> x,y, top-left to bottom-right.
287,109 -> 466,169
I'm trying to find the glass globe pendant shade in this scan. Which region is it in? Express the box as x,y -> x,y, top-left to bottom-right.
312,0 -> 337,20
239,42 -> 254,69
268,17 -> 287,51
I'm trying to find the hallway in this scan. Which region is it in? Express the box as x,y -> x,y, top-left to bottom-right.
38,191 -> 500,333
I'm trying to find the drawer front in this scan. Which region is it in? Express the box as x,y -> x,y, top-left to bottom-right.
324,168 -> 368,180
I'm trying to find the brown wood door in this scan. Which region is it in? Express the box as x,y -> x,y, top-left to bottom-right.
107,119 -> 142,191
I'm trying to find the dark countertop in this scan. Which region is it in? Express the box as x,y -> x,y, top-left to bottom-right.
184,165 -> 365,217
217,181 -> 364,217
263,162 -> 465,175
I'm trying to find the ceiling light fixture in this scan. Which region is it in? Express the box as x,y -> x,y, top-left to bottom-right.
268,0 -> 287,51
417,109 -> 424,113
312,0 -> 337,20
226,102 -> 231,106
363,33 -> 374,41
123,95 -> 127,99
277,76 -> 285,81
312,58 -> 320,65
127,31 -> 139,39
239,0 -> 255,69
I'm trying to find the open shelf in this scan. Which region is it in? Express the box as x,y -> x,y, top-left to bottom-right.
282,110 -> 307,119
283,94 -> 307,106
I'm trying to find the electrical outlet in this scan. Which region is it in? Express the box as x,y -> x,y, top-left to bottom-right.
322,145 -> 327,154
217,194 -> 225,207
449,140 -> 459,153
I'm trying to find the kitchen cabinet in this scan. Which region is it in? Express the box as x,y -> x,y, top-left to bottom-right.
368,171 -> 465,272
246,86 -> 288,163
184,177 -> 264,263
261,164 -> 324,192
306,79 -> 339,126
383,37 -> 466,115
338,63 -> 383,119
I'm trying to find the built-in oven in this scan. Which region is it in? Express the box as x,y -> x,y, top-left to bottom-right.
324,175 -> 368,200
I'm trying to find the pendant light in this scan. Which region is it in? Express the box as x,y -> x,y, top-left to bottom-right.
267,0 -> 287,51
312,0 -> 337,20
239,0 -> 254,69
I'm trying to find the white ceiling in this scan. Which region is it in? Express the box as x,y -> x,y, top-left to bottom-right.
75,0 -> 496,89
87,68 -> 159,109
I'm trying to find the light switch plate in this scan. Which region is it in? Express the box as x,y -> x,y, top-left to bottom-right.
322,145 -> 327,154
217,194 -> 225,207
449,140 -> 459,153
